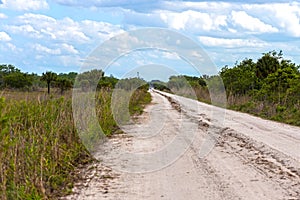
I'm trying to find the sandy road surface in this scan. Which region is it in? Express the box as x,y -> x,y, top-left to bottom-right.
63,90 -> 300,200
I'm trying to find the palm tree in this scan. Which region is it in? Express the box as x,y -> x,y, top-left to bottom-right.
41,71 -> 57,94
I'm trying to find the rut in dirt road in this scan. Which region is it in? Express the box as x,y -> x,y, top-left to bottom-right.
63,90 -> 300,200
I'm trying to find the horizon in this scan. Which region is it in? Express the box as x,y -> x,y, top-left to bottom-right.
1,1 -> 300,78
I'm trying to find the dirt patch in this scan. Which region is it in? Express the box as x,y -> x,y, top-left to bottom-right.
217,130 -> 300,199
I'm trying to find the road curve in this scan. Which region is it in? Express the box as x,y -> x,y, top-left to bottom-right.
63,90 -> 300,200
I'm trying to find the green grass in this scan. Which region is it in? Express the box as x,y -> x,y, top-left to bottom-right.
0,94 -> 90,199
164,86 -> 300,127
230,100 -> 300,126
129,89 -> 152,115
0,87 -> 151,199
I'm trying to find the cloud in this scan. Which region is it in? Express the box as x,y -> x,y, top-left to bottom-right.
162,1 -> 234,13
267,3 -> 300,37
161,51 -> 180,60
231,10 -> 278,33
7,24 -> 42,39
0,13 -> 7,19
0,31 -> 11,41
52,1 -> 299,39
32,43 -> 81,55
61,43 -> 79,54
241,2 -> 300,37
20,14 -> 90,43
53,0 -> 164,11
33,44 -> 61,55
123,10 -> 166,27
80,20 -> 124,41
5,14 -> 89,43
5,13 -> 124,44
198,36 -> 267,48
160,10 -> 227,32
1,0 -> 48,11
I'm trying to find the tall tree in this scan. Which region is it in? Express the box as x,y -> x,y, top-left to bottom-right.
41,71 -> 57,94
256,50 -> 282,80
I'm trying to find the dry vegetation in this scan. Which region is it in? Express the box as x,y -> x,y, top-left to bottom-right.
0,87 -> 151,199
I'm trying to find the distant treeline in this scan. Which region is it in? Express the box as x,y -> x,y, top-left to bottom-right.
0,65 -> 137,94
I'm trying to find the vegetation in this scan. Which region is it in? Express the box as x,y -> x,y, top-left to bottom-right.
41,72 -> 57,94
0,92 -> 90,199
154,50 -> 300,126
0,67 -> 152,199
1,49 -> 299,198
55,78 -> 73,94
218,50 -> 300,125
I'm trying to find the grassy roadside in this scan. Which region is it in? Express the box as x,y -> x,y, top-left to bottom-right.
160,86 -> 300,127
227,96 -> 300,126
0,87 -> 151,199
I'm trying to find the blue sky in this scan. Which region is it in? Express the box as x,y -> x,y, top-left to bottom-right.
0,0 -> 300,79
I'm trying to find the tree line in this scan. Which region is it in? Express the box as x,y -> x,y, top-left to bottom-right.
0,65 -> 124,94
153,50 -> 300,125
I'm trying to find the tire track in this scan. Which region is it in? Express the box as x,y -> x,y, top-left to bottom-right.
158,90 -> 300,199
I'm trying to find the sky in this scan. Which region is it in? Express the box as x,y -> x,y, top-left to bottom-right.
0,0 -> 300,80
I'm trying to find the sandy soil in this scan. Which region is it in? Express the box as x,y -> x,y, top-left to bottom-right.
63,90 -> 300,200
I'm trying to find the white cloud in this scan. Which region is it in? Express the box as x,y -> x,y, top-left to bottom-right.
265,3 -> 300,37
6,43 -> 23,53
161,51 -> 180,60
1,0 -> 48,11
163,1 -> 233,13
231,11 -> 278,33
32,43 -> 81,55
0,31 -> 11,41
199,36 -> 267,48
160,10 -> 227,32
5,13 -> 125,45
239,2 -> 300,37
7,43 -> 16,51
7,24 -> 42,39
0,13 -> 7,19
80,20 -> 124,41
33,44 -> 61,55
61,43 -> 79,54
53,0 -> 162,11
5,14 -> 89,43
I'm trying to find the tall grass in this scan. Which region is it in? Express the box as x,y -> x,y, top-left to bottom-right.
0,93 -> 90,199
0,87 -> 151,199
167,85 -> 300,126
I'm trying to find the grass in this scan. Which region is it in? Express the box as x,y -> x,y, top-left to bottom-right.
229,97 -> 300,126
165,86 -> 300,127
0,87 -> 151,199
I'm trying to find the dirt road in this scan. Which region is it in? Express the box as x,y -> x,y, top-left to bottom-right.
64,90 -> 300,200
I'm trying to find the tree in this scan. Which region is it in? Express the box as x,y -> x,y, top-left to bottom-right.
220,58 -> 257,96
41,71 -> 57,94
256,50 -> 282,80
259,62 -> 299,104
3,72 -> 33,89
115,78 -> 147,91
0,64 -> 21,88
76,69 -> 104,88
56,78 -> 73,94
58,72 -> 78,83
97,76 -> 118,89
